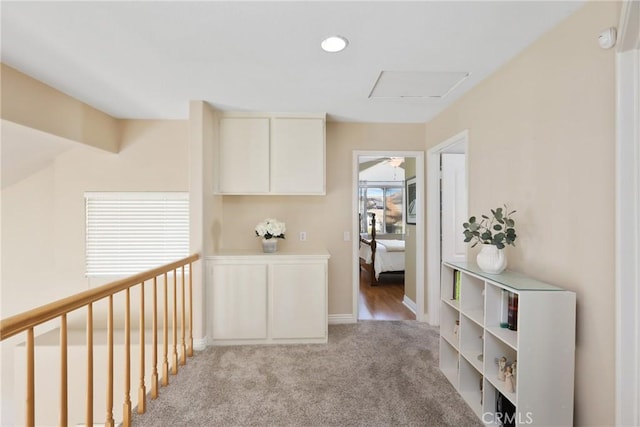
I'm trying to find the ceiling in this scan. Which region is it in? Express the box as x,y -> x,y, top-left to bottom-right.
1,1 -> 585,123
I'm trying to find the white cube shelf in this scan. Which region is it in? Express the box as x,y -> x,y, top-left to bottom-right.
440,261 -> 576,426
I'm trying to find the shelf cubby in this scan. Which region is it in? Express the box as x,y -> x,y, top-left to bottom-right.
459,273 -> 484,325
485,283 -> 518,349
440,301 -> 460,350
459,314 -> 484,373
459,357 -> 483,419
484,332 -> 517,405
440,264 -> 460,310
439,338 -> 459,388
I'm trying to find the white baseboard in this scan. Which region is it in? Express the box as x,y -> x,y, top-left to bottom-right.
193,337 -> 207,351
328,314 -> 357,324
403,295 -> 417,314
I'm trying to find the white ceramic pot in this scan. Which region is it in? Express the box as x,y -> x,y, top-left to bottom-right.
262,238 -> 278,253
476,244 -> 507,274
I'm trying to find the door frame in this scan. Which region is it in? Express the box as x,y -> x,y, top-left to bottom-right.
426,130 -> 468,325
615,1 -> 640,424
352,150 -> 425,321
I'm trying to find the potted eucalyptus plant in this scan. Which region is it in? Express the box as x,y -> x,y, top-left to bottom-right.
463,205 -> 516,274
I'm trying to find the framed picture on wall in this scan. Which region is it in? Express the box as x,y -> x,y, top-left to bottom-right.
406,176 -> 417,225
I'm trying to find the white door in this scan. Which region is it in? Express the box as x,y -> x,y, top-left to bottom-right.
441,153 -> 467,262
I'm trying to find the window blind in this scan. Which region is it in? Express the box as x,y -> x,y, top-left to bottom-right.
85,192 -> 189,276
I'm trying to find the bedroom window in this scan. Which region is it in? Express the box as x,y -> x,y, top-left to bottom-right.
359,184 -> 404,234
85,192 -> 189,277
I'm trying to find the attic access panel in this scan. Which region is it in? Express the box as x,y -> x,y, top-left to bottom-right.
369,71 -> 469,99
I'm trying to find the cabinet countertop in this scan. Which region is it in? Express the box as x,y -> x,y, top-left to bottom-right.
206,249 -> 330,260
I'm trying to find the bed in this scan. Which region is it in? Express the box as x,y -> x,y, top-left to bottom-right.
359,213 -> 406,286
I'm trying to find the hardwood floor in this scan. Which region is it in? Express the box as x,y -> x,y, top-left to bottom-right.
358,269 -> 416,321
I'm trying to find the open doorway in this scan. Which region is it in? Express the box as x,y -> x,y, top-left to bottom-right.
357,155 -> 413,320
352,151 -> 425,322
426,131 -> 468,326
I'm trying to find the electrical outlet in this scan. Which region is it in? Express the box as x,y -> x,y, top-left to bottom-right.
299,231 -> 307,241
343,231 -> 350,241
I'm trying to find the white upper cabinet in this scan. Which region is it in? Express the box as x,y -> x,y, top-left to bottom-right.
219,117 -> 270,194
270,118 -> 325,194
216,114 -> 326,195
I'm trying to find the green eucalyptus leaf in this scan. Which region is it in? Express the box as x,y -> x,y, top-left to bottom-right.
469,216 -> 476,223
493,224 -> 502,231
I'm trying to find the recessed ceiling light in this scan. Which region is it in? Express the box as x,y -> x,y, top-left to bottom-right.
321,36 -> 348,53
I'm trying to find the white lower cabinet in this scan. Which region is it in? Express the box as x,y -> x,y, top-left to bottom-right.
210,263 -> 268,340
440,261 -> 576,426
206,251 -> 329,345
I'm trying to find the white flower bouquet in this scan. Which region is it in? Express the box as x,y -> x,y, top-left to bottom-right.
255,218 -> 286,240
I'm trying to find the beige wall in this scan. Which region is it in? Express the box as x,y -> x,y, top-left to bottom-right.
220,122 -> 425,315
1,64 -> 120,153
424,2 -> 618,424
1,119 -> 188,425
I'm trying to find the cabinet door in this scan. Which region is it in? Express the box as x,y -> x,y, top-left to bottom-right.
270,118 -> 325,194
219,118 -> 270,193
270,263 -> 327,339
210,264 -> 268,339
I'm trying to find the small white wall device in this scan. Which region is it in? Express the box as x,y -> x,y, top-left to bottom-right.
598,27 -> 617,49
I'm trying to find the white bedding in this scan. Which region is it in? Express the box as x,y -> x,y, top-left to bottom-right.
359,239 -> 405,279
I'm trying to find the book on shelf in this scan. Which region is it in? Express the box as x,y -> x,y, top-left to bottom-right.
496,391 -> 516,427
507,292 -> 519,331
452,270 -> 461,300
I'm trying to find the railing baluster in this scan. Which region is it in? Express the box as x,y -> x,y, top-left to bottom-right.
123,288 -> 132,427
151,276 -> 159,398
105,296 -> 114,427
26,327 -> 34,427
60,314 -> 68,427
172,269 -> 178,375
180,265 -> 186,365
162,272 -> 169,386
86,304 -> 94,427
0,254 -> 199,426
138,282 -> 146,414
188,261 -> 194,357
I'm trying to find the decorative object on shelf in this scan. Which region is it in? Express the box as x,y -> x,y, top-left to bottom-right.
477,244 -> 508,274
453,320 -> 460,337
498,356 -> 507,381
463,205 -> 516,274
255,218 -> 286,253
511,360 -> 517,388
505,366 -> 515,393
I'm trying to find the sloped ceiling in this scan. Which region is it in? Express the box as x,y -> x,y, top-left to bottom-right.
1,121 -> 79,189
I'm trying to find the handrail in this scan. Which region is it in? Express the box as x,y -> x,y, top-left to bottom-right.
0,254 -> 199,341
0,253 -> 200,427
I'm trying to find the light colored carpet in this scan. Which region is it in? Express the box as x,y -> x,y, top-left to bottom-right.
132,321 -> 482,426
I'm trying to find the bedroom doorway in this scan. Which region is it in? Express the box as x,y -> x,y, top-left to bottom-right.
352,151 -> 425,322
